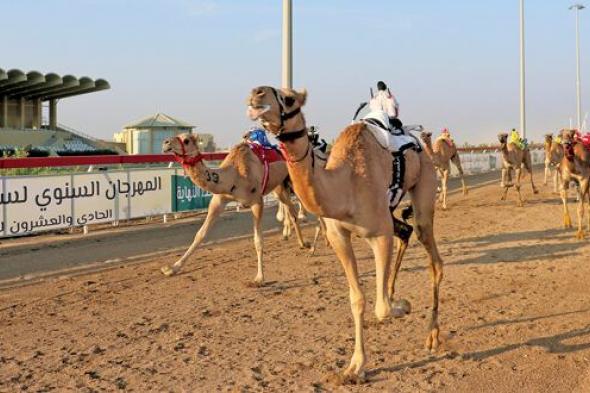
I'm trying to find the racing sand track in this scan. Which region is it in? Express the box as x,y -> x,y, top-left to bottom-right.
1,170 -> 590,392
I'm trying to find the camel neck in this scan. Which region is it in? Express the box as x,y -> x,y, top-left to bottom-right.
184,161 -> 233,195
280,132 -> 349,218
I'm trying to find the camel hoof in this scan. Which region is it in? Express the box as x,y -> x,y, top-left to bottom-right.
392,299 -> 412,318
576,231 -> 585,240
533,189 -> 539,194
309,246 -> 316,256
326,371 -> 366,386
425,330 -> 440,352
300,241 -> 311,250
161,266 -> 178,277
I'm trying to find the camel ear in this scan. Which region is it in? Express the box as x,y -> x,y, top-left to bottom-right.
253,87 -> 266,97
293,89 -> 307,106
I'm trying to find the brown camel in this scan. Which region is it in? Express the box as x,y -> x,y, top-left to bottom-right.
247,86 -> 443,382
559,131 -> 590,239
498,133 -> 539,206
160,133 -> 309,284
420,131 -> 468,209
544,133 -> 564,193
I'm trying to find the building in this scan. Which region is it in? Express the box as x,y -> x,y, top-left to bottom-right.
114,113 -> 196,154
0,67 -> 112,155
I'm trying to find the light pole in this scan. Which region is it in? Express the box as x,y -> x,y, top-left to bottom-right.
282,0 -> 293,89
520,0 -> 526,139
570,4 -> 585,130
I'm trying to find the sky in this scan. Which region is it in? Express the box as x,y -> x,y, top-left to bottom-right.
2,0 -> 589,148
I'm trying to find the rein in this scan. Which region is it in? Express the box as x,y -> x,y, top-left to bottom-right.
174,136 -> 203,168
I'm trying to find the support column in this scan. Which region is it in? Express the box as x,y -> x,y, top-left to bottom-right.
19,97 -> 25,129
0,96 -> 7,128
49,99 -> 57,129
33,98 -> 42,129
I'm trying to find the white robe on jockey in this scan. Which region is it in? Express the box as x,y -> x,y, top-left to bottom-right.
369,90 -> 399,119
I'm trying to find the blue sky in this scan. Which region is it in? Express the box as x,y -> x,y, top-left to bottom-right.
3,0 -> 589,147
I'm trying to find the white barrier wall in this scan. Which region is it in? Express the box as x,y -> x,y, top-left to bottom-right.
450,149 -> 544,176
0,168 -> 184,237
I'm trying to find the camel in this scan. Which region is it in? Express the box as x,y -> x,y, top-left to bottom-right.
559,130 -> 590,239
420,131 -> 468,210
160,133 -> 310,284
544,133 -> 564,193
247,86 -> 443,382
498,132 -> 539,206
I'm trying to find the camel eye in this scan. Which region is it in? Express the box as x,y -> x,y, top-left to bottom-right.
183,139 -> 189,145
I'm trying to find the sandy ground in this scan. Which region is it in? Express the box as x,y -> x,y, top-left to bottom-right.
1,170 -> 590,393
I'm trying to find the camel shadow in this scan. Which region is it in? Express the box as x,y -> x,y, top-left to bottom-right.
450,241 -> 582,266
402,239 -> 584,273
447,227 -> 569,245
465,308 -> 590,331
367,324 -> 590,380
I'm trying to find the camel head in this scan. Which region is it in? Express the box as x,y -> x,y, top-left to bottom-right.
544,134 -> 553,145
420,131 -> 433,145
498,133 -> 509,144
162,133 -> 202,158
246,86 -> 307,136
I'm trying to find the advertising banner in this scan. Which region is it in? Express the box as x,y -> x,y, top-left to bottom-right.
0,167 -> 206,238
171,175 -> 212,212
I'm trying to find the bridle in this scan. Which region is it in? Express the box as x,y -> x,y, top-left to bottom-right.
266,87 -> 308,143
173,136 -> 203,168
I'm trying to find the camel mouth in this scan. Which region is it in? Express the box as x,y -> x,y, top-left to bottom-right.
162,145 -> 173,153
247,104 -> 271,120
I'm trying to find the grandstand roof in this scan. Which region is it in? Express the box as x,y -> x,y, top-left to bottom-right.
0,67 -> 110,100
124,113 -> 194,129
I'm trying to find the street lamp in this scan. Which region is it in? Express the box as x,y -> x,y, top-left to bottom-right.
282,0 -> 293,89
520,0 -> 526,139
569,4 -> 585,130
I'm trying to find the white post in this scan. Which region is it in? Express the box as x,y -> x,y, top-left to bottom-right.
520,0 -> 527,139
83,225 -> 89,235
163,214 -> 168,223
282,0 -> 293,89
570,4 -> 585,130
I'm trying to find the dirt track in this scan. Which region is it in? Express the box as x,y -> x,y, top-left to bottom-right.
2,170 -> 590,392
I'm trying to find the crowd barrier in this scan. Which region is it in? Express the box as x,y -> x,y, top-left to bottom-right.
0,147 -> 546,238
0,153 -> 225,238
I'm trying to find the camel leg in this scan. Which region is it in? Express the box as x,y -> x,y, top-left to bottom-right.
366,235 -> 393,321
410,178 -> 444,352
274,202 -> 290,240
251,201 -> 265,285
553,169 -> 561,194
297,200 -> 307,221
561,181 -> 573,229
544,162 -> 549,186
441,169 -> 449,210
515,167 -> 524,207
161,194 -> 228,276
309,217 -> 329,255
309,223 -> 322,256
275,187 -> 310,249
325,221 -> 366,381
523,150 -> 538,194
451,154 -> 468,195
387,233 -> 408,302
386,213 -> 413,301
576,179 -> 589,240
500,168 -> 510,201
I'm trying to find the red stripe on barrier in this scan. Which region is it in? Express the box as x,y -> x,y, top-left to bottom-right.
0,153 -> 229,169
